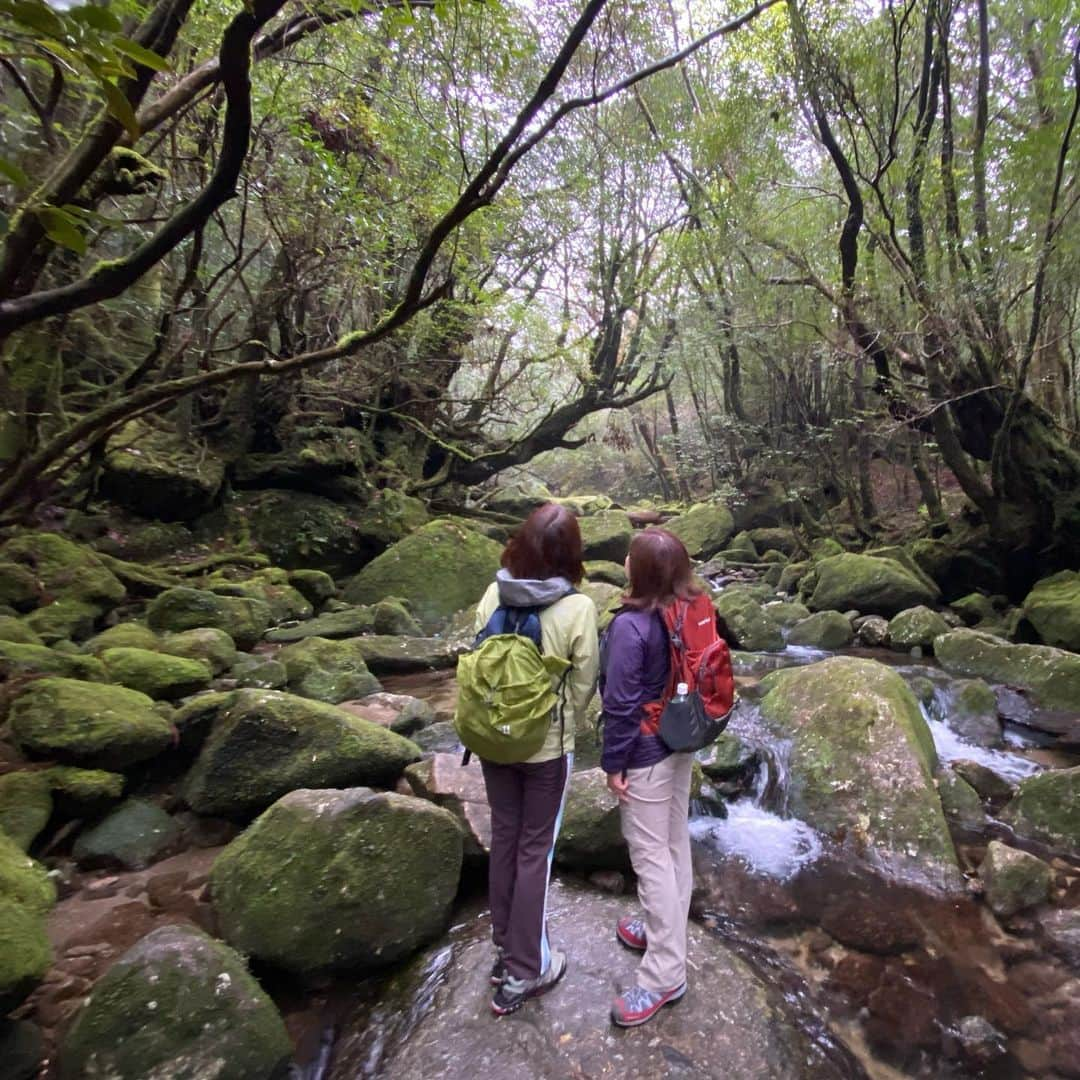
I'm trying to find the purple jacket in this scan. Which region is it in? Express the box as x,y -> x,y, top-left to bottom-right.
600,608 -> 671,775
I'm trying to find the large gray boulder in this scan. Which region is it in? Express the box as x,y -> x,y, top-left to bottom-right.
211,788 -> 463,973
1022,571 -> 1080,651
807,554 -> 939,617
276,636 -> 380,703
578,511 -> 634,563
714,589 -> 784,652
665,503 -> 735,559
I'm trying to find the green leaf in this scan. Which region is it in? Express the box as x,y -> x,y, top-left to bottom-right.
10,0 -> 66,38
35,206 -> 86,254
70,3 -> 122,32
0,156 -> 31,188
112,36 -> 171,71
99,78 -> 140,138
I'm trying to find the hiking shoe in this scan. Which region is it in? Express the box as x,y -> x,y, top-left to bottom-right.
491,949 -> 567,1015
611,983 -> 687,1027
490,947 -> 507,986
616,916 -> 646,952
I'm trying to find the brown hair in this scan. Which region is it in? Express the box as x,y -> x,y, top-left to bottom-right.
622,528 -> 701,611
501,502 -> 584,583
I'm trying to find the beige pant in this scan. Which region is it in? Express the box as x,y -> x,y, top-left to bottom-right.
620,752 -> 694,992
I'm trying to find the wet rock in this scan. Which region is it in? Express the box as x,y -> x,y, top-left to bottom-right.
146,587 -> 270,649
1035,907 -> 1080,969
72,799 -> 180,871
330,879 -> 859,1080
666,503 -> 735,559
762,600 -> 811,628
55,924 -> 290,1080
0,639 -> 107,682
288,568 -> 337,607
979,841 -> 1051,917
698,732 -> 760,783
887,606 -> 950,652
338,692 -> 435,736
807,554 -> 939,617
411,721 -> 461,754
555,767 -> 626,871
0,771 -> 52,851
9,678 -> 173,769
778,560 -> 811,594
937,772 -> 986,833
101,646 -> 213,700
943,678 -> 1002,748
159,626 -> 237,675
349,634 -> 466,675
866,967 -> 940,1049
951,759 -> 1015,802
787,611 -> 852,650
405,753 -> 490,859
935,629 -> 1080,712
941,1015 -> 1007,1069
1022,570 -> 1080,651
1001,766 -> 1080,853
758,657 -> 962,894
276,636 -> 380,703
0,1019 -> 44,1080
212,787 -> 462,973
855,615 -> 889,647
229,653 -> 287,689
183,689 -> 420,818
714,588 -> 784,652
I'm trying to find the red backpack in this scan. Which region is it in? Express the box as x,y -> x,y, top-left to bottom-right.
641,593 -> 735,752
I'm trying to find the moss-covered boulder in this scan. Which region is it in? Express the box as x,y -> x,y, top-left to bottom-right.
0,640 -> 107,682
778,560 -> 811,595
0,532 -> 125,617
264,600 -> 420,643
0,562 -> 39,611
1000,767 -> 1080,853
340,693 -> 436,736
951,593 -> 999,627
937,772 -> 986,833
909,538 -> 1003,602
786,611 -> 853,650
943,679 -> 1002,748
205,568 -> 313,625
855,615 -> 890,647
887,606 -> 950,652
56,924 -> 291,1080
342,519 -> 500,632
807,554 -> 939,617
761,601 -> 810,629
713,589 -> 784,652
483,479 -> 553,517
0,615 -> 41,645
146,587 -> 270,649
722,531 -> 759,562
183,689 -> 420,819
575,510 -> 633,564
72,799 -> 180,870
24,598 -> 100,643
102,647 -> 213,700
698,733 -> 760,782
0,773 -> 52,851
230,653 -> 288,689
665,503 -> 735,560
211,787 -> 462,973
0,899 -> 51,1013
276,636 -> 381,703
584,560 -> 628,587
1022,571 -> 1080,651
9,678 -> 173,769
555,768 -> 627,871
82,622 -> 160,655
42,766 -> 124,816
100,422 -> 225,521
979,841 -> 1051,918
758,657 -> 961,893
158,626 -> 237,675
934,629 -> 1080,712
288,568 -> 337,607
0,832 -> 55,915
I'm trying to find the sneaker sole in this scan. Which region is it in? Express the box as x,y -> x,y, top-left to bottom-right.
491,955 -> 568,1016
611,983 -> 687,1028
615,926 -> 646,952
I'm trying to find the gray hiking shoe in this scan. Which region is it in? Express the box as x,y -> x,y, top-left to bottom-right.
490,949 -> 567,1015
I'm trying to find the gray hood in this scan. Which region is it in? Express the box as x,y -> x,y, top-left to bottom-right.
495,568 -> 574,608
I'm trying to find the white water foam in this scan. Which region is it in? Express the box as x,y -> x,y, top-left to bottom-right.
690,800 -> 824,880
923,712 -> 1041,783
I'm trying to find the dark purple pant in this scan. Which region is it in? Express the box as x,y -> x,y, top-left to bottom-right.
481,754 -> 571,981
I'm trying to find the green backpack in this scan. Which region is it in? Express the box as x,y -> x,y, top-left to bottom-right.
454,605 -> 571,764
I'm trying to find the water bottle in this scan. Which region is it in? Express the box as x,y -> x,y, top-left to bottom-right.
660,681 -> 697,752
672,681 -> 689,703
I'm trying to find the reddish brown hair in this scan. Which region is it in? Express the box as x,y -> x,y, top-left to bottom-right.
622,528 -> 700,611
501,502 -> 584,583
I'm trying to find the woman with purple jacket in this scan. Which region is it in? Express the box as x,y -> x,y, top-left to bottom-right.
601,528 -> 701,1028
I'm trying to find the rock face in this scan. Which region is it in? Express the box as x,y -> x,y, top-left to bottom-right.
343,519 -> 501,632
183,689 -> 420,819
327,879 -> 860,1080
979,841 -> 1051,917
578,510 -> 634,563
9,678 -> 173,769
934,629 -> 1080,712
276,636 -> 381,703
807,554 -> 939,617
1001,767 -> 1080,853
758,657 -> 962,893
888,606 -> 950,652
56,924 -> 291,1080
714,589 -> 784,652
102,646 -> 213,699
555,768 -> 627,871
212,788 -> 463,973
146,587 -> 270,649
787,611 -> 852,650
1023,571 -> 1080,651
666,503 -> 735,559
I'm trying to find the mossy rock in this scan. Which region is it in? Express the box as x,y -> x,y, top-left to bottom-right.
747,528 -> 799,556
938,772 -> 986,833
83,623 -> 160,655
264,600 -> 420,644
698,733 -> 760,781
0,532 -> 125,609
100,421 -> 225,522
211,787 -> 463,973
761,601 -> 810,629
0,831 -> 55,916
665,504 -> 735,560
759,657 -> 961,893
204,570 -> 313,625
944,679 -> 1002,748
786,611 -> 853,650
72,799 -> 181,871
887,606 -> 950,652
555,768 -> 627,872
0,772 -> 52,851
102,647 -> 213,700
552,494 -> 614,516
979,840 -> 1051,918
807,553 -> 939,617
483,480 -> 553,517
0,1019 -> 44,1080
92,519 -> 194,563
0,640 -> 107,682
1000,767 -> 1080,853
576,510 -> 634,564
909,539 -> 1003,602
0,615 -> 41,645
778,560 -> 810,595
230,654 -> 288,689
348,635 -> 467,675
1022,571 -> 1080,652
288,569 -> 337,607
951,593 -> 999,627
25,597 -> 102,644
0,899 -> 51,1013
146,587 -> 270,649
584,560 -> 628,587
724,531 -> 759,562
342,519 -> 501,632
182,689 -> 420,819
934,629 -> 1080,712
856,615 -> 890,647
42,766 -> 124,816
56,924 -> 291,1080
276,636 -> 381,703
0,562 -> 39,611
713,590 -> 784,652
9,677 -> 173,769
159,627 -> 237,675
171,691 -> 236,753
